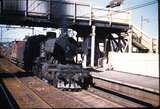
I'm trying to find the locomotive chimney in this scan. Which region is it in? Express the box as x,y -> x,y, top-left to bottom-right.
52,0 -> 70,34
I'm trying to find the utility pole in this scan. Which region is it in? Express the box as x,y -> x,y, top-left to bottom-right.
140,16 -> 149,40
140,16 -> 143,39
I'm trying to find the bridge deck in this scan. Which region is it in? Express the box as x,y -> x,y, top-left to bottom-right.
0,0 -> 130,30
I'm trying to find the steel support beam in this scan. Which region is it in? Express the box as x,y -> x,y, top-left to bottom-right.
82,54 -> 87,68
76,36 -> 78,63
82,37 -> 87,68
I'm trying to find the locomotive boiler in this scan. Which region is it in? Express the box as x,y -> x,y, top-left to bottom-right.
23,30 -> 93,89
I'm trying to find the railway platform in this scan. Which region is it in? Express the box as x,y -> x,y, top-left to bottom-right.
91,69 -> 160,106
91,69 -> 159,93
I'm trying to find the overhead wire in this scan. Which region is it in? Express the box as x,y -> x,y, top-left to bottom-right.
121,0 -> 158,12
94,0 -> 158,18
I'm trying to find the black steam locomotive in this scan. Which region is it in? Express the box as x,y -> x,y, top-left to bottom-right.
23,30 -> 93,89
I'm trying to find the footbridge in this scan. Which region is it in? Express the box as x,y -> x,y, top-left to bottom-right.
0,0 -> 158,67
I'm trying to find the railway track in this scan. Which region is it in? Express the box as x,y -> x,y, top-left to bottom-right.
0,57 -> 159,108
64,79 -> 157,108
88,87 -> 145,107
65,89 -> 124,108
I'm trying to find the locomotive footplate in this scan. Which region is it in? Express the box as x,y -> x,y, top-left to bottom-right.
39,64 -> 93,89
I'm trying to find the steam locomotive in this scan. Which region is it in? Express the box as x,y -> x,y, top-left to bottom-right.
23,30 -> 93,89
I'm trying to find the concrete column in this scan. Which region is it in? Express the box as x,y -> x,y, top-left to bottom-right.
128,31 -> 132,53
91,25 -> 96,67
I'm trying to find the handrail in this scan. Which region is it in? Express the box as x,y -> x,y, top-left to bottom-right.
28,0 -> 38,10
27,0 -> 130,25
131,24 -> 153,51
132,24 -> 153,39
132,25 -> 152,45
1,0 -> 130,25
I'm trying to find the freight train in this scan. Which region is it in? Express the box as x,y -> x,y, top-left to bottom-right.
9,41 -> 25,67
21,30 -> 93,90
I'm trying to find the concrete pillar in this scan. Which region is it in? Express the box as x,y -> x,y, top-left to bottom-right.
128,31 -> 132,53
91,25 -> 96,67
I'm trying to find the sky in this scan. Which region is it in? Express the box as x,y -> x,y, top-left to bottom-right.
0,0 -> 158,42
